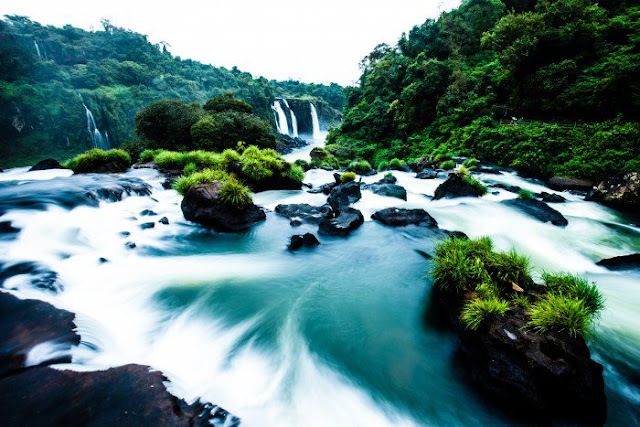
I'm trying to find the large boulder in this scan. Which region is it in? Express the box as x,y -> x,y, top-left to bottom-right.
537,191 -> 566,203
596,253 -> 640,270
29,159 -> 63,172
288,233 -> 321,251
275,203 -> 331,226
310,147 -> 327,160
318,208 -> 364,236
502,198 -> 568,226
366,183 -> 407,200
276,134 -> 308,155
415,155 -> 435,171
547,176 -> 594,192
371,208 -> 438,227
416,169 -> 438,179
327,181 -> 361,212
434,172 -> 485,200
181,183 -> 265,232
586,172 -> 639,211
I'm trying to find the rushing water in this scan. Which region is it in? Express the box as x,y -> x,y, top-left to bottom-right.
310,103 -> 321,138
272,101 -> 289,135
0,134 -> 639,426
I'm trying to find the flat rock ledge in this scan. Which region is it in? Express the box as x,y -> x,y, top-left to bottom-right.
0,291 -> 239,426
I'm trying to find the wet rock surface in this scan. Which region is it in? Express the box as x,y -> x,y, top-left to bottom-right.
548,176 -> 594,192
434,173 -> 485,199
366,183 -> 407,200
537,191 -> 566,203
275,203 -> 332,225
327,181 -> 362,212
372,208 -> 438,227
502,198 -> 568,226
596,253 -> 640,270
181,183 -> 266,232
318,208 -> 364,236
288,233 -> 321,251
586,172 -> 639,211
28,159 -> 63,172
416,169 -> 438,179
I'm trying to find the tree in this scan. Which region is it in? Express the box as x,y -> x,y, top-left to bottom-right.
134,100 -> 201,150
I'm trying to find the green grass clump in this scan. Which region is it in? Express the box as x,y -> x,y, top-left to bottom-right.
528,295 -> 594,337
431,149 -> 452,163
64,149 -> 131,173
389,158 -> 405,169
463,173 -> 488,196
440,160 -> 456,170
341,171 -> 356,183
485,250 -> 531,291
173,168 -> 230,195
222,148 -> 241,165
463,158 -> 478,169
543,273 -> 604,315
218,175 -> 252,209
432,237 -> 494,292
153,150 -> 224,170
349,160 -> 372,174
384,172 -> 394,178
377,160 -> 389,171
511,293 -> 531,308
140,149 -> 162,163
284,164 -> 305,182
518,189 -> 535,199
183,162 -> 198,175
460,297 -> 510,330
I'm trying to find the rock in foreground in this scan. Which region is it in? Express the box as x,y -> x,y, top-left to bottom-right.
586,172 -> 639,211
547,176 -> 593,192
181,183 -> 265,232
372,208 -> 438,227
327,181 -> 362,212
318,208 -> 364,236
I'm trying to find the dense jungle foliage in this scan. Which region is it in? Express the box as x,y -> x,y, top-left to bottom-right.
0,16 -> 343,168
328,0 -> 639,181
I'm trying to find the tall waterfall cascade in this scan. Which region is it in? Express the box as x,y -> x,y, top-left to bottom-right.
33,40 -> 42,59
271,100 -> 289,135
282,99 -> 299,137
78,94 -> 110,150
310,103 -> 321,138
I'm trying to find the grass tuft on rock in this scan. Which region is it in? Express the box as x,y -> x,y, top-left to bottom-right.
518,189 -> 535,199
341,172 -> 356,183
543,272 -> 605,315
349,160 -> 372,174
218,175 -> 253,209
440,160 -> 456,170
173,168 -> 230,195
528,295 -> 594,338
460,297 -> 510,330
64,149 -> 131,173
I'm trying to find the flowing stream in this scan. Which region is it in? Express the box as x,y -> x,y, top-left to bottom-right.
0,134 -> 638,425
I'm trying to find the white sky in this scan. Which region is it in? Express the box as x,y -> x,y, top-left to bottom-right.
0,0 -> 459,86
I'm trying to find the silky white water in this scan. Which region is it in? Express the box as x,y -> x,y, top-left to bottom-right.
272,101 -> 289,135
310,103 -> 321,138
0,147 -> 639,425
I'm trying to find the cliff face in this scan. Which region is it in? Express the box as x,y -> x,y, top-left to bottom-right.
283,98 -> 342,133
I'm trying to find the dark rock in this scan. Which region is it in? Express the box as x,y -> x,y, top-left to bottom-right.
366,183 -> 407,200
416,169 -> 438,179
415,155 -> 435,171
596,253 -> 640,270
162,179 -> 173,190
310,147 -> 327,160
586,172 -> 639,211
288,233 -> 321,251
327,181 -> 362,212
0,292 -> 79,376
0,221 -> 19,234
275,203 -> 332,225
120,231 -> 131,237
371,208 -> 438,227
442,230 -> 469,240
548,176 -> 594,192
0,262 -> 61,293
276,134 -> 309,155
125,241 -> 136,249
492,183 -> 521,194
158,217 -> 170,225
538,192 -> 566,203
434,172 -> 485,200
377,174 -> 397,184
28,159 -> 63,172
99,257 -> 109,264
318,208 -> 364,236
181,183 -> 266,232
140,222 -> 155,230
140,209 -> 157,216
308,182 -> 338,195
502,198 -> 568,226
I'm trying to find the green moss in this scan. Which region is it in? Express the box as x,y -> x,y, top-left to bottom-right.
528,294 -> 594,338
440,160 -> 456,170
64,149 -> 131,173
460,297 -> 510,330
349,160 -> 373,174
140,149 -> 162,163
518,189 -> 535,199
463,158 -> 478,169
173,168 -> 230,195
218,175 -> 253,209
285,165 -> 305,182
341,172 -> 356,183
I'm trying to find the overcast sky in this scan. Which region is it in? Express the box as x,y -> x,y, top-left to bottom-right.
0,0 -> 459,86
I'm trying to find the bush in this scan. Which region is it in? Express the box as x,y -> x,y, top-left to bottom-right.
349,160 -> 372,174
440,160 -> 456,170
120,140 -> 146,162
191,111 -> 275,151
173,168 -> 230,195
64,149 -> 131,173
518,189 -> 535,199
543,273 -> 604,316
460,298 -> 510,330
285,165 -> 305,182
134,100 -> 201,150
341,171 -> 356,183
140,149 -> 162,163
203,94 -> 253,114
463,158 -> 478,169
218,175 -> 252,209
528,295 -> 594,338
389,158 -> 405,169
222,148 -> 241,165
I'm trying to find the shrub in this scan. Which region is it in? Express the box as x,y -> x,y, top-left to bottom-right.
528,295 -> 594,338
140,149 -> 161,163
285,165 -> 305,182
440,160 -> 456,170
349,160 -> 373,174
203,94 -> 253,114
64,149 -> 131,173
134,100 -> 201,150
183,162 -> 198,175
543,273 -> 604,316
222,148 -> 241,165
518,189 -> 535,199
173,168 -> 229,195
460,298 -> 510,330
218,175 -> 252,209
389,158 -> 405,169
463,158 -> 478,169
377,160 -> 389,170
191,111 -> 275,151
341,171 -> 356,183
120,140 -> 146,162
432,237 -> 493,292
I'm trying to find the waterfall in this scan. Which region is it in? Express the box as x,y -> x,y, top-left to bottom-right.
271,100 -> 289,135
79,94 -> 109,150
282,99 -> 298,137
310,103 -> 321,138
33,40 -> 42,59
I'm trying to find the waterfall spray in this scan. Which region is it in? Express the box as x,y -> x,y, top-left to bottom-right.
282,99 -> 298,137
310,103 -> 321,138
271,100 -> 289,135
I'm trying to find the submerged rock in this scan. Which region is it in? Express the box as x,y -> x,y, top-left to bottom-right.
140,222 -> 155,230
181,183 -> 266,232
276,134 -> 308,155
327,181 -> 362,212
586,172 -> 639,211
434,173 -> 485,199
416,169 -> 438,179
537,191 -> 566,203
275,203 -> 331,226
140,209 -> 157,216
288,233 -> 321,251
502,198 -> 568,226
366,183 -> 407,200
548,176 -> 594,192
29,159 -> 63,172
158,217 -> 170,225
318,208 -> 364,236
0,221 -> 19,234
372,208 -> 438,227
596,253 -> 640,270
